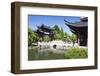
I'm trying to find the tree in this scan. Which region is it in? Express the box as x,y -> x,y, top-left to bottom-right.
53,25 -> 63,40
53,25 -> 60,40
53,25 -> 60,33
62,32 -> 68,42
43,36 -> 50,42
60,27 -> 64,39
28,27 -> 38,46
53,25 -> 69,41
66,35 -> 71,42
70,34 -> 77,46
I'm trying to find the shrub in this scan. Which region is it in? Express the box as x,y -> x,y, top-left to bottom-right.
64,47 -> 88,59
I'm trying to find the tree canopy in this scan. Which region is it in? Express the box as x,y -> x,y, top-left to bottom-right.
70,34 -> 77,46
53,25 -> 68,41
28,28 -> 38,46
28,25 -> 76,46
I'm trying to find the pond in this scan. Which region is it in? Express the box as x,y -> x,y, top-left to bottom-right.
28,47 -> 67,60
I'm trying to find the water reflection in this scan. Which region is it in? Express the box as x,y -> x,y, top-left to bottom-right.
28,47 -> 66,60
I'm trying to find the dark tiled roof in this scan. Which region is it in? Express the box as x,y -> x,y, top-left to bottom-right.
64,17 -> 88,27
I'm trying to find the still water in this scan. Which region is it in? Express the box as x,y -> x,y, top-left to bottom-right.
28,47 -> 67,60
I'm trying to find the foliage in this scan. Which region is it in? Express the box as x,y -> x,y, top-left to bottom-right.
70,34 -> 77,46
53,25 -> 61,40
64,47 -> 88,59
28,25 -> 76,46
53,25 -> 60,33
53,25 -> 68,41
28,28 -> 38,46
43,36 -> 50,42
61,27 -> 64,38
62,32 -> 68,41
66,35 -> 71,42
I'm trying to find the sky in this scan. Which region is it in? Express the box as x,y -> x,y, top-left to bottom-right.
28,15 -> 81,35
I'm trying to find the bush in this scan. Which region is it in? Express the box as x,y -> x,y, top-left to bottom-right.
64,47 -> 88,59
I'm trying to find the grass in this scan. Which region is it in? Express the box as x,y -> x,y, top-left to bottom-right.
64,47 -> 88,59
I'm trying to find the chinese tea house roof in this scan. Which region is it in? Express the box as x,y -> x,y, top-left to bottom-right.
35,24 -> 54,36
64,17 -> 88,46
64,17 -> 88,34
